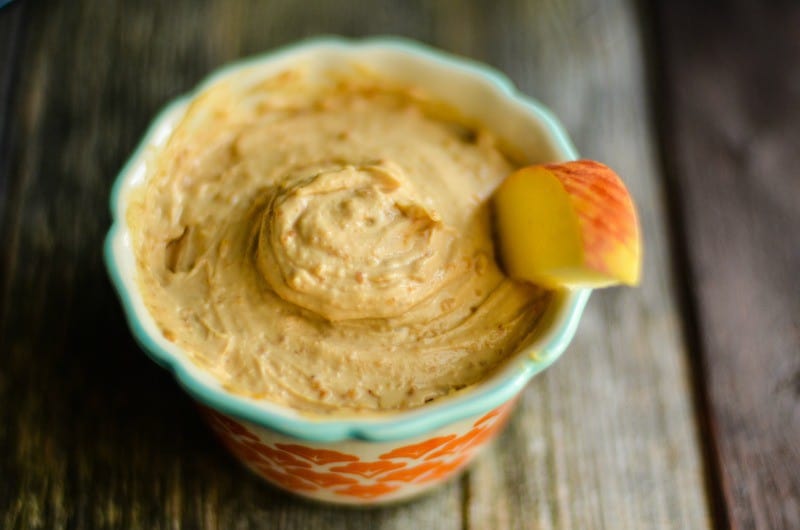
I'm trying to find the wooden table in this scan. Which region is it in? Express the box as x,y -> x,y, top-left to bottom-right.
1,0 -> 797,528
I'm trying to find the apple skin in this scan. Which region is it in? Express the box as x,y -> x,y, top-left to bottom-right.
493,160 -> 641,288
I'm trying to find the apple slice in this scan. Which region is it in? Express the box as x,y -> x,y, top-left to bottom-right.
493,160 -> 641,288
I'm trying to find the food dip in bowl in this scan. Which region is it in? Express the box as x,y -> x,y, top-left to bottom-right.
106,37 -> 590,505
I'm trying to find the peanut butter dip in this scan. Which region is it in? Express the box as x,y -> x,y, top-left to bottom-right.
129,67 -> 550,415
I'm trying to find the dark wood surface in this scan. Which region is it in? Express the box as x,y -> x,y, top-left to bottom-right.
653,1 -> 800,528
0,0 -> 796,528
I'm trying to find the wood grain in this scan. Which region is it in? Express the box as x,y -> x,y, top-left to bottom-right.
1,0 -> 711,528
0,0 -> 24,229
655,1 -> 800,529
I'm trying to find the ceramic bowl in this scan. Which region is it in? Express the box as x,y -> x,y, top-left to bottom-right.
105,37 -> 590,505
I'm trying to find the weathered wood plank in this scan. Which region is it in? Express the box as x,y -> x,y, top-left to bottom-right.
0,0 -> 25,228
0,2 -> 27,525
461,1 -> 713,528
655,1 -> 800,528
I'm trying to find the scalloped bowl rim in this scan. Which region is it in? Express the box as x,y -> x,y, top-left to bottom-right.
104,36 -> 591,443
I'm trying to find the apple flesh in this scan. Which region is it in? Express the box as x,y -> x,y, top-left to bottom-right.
493,160 -> 641,288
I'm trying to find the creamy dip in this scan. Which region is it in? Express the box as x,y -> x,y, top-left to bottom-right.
129,67 -> 550,415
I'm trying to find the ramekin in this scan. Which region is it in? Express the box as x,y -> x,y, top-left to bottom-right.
104,36 -> 591,505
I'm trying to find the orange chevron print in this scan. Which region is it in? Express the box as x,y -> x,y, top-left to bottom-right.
329,460 -> 406,478
334,482 -> 401,499
202,400 -> 515,502
379,435 -> 457,460
275,443 -> 359,465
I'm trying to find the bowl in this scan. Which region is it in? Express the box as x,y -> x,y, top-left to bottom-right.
105,36 -> 590,505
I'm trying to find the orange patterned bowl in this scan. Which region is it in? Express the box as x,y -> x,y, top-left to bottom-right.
200,401 -> 519,503
105,37 -> 590,505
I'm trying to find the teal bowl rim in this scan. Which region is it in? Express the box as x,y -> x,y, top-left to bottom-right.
104,36 -> 591,443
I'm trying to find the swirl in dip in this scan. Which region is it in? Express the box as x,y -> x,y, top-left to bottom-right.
129,66 -> 550,415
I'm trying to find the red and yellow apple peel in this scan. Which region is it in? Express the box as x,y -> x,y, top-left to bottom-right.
493,160 -> 642,289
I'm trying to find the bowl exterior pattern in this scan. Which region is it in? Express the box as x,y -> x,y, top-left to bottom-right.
203,399 -> 515,504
